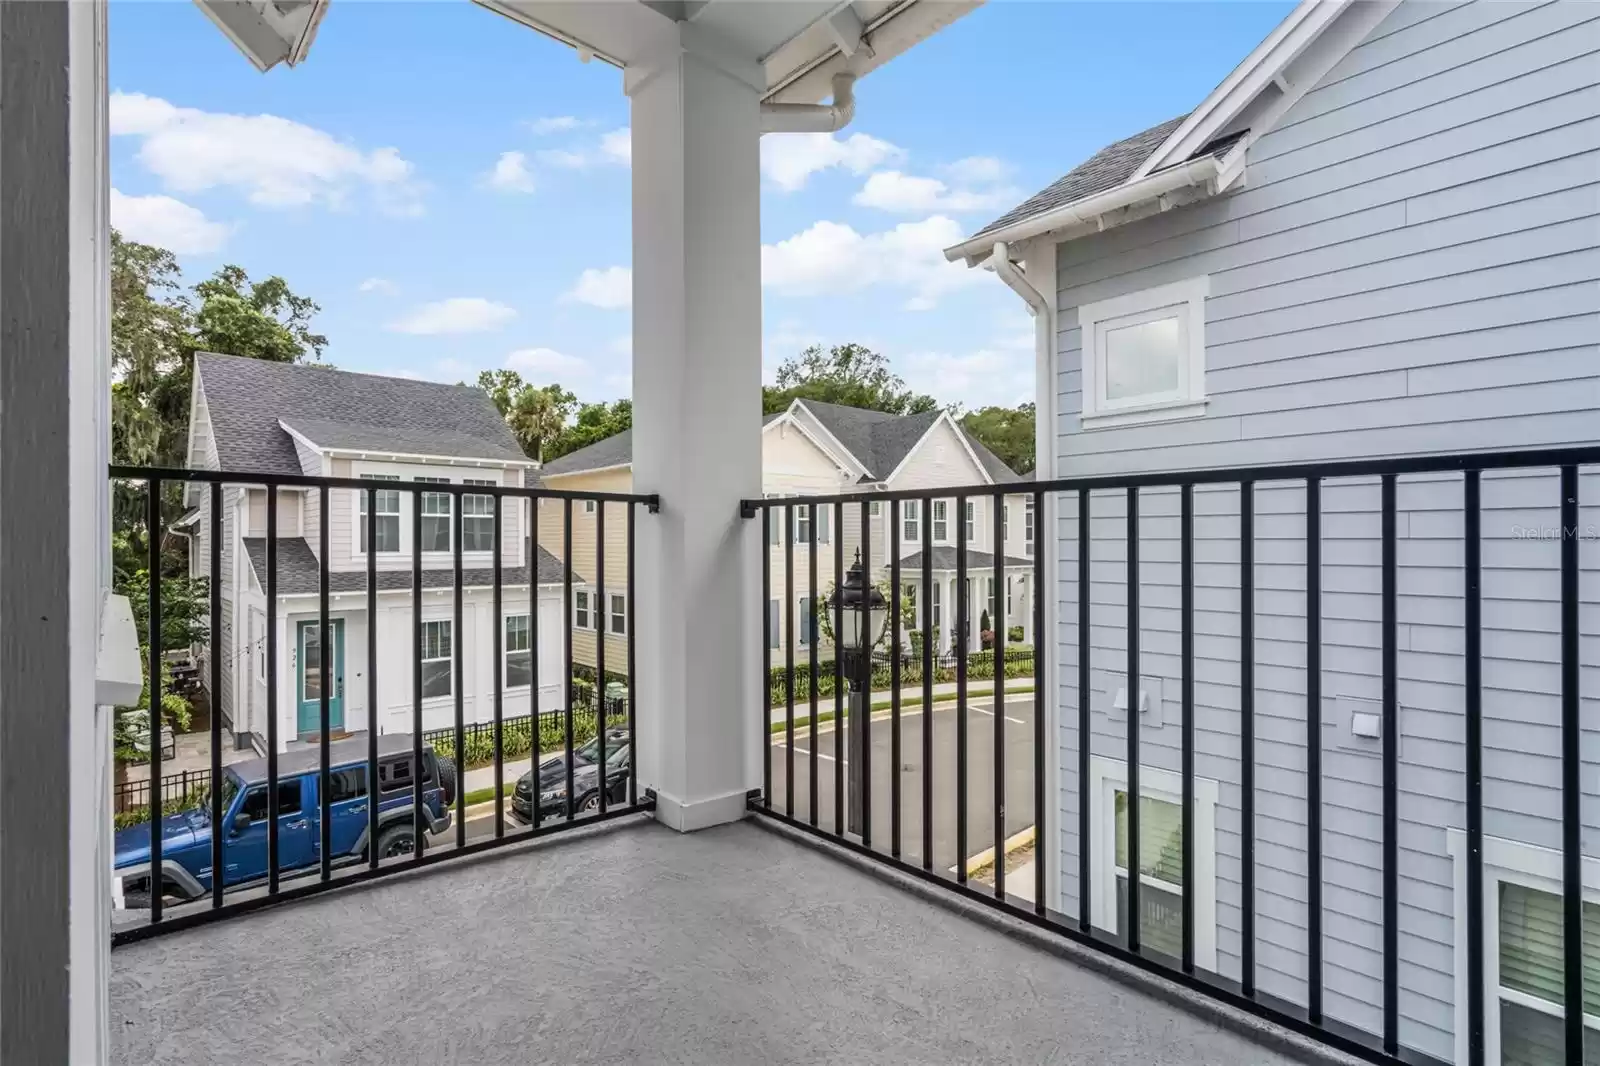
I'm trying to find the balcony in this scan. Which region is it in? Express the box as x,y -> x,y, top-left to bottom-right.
111,817 -> 1317,1066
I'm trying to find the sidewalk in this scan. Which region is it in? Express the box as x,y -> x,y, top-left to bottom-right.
768,675 -> 1033,724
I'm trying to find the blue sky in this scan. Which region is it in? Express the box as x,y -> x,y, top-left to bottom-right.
109,1 -> 1293,409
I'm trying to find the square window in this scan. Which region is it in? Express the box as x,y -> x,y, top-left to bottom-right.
1080,276 -> 1209,429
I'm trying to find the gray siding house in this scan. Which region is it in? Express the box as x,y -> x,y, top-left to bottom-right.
949,2 -> 1599,1063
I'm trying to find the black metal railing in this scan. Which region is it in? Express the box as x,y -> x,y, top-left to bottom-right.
743,445 -> 1598,1066
108,464 -> 657,945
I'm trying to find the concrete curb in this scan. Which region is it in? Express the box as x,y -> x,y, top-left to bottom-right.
959,823 -> 1035,876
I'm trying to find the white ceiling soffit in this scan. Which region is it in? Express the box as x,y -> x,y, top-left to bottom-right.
472,0 -> 982,101
194,0 -> 328,72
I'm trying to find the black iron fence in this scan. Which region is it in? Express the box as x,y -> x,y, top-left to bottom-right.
109,464 -> 657,945
114,768 -> 210,818
744,446 -> 1599,1066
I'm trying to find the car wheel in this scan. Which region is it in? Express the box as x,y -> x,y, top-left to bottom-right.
375,824 -> 419,859
579,791 -> 601,813
434,755 -> 458,806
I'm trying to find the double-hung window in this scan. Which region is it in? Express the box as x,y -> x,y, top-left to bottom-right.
1025,498 -> 1035,556
415,476 -> 452,552
1449,832 -> 1600,1066
797,597 -> 816,646
1002,502 -> 1009,543
609,594 -> 626,635
932,500 -> 949,543
420,620 -> 452,699
358,474 -> 402,554
903,500 -> 920,542
575,590 -> 594,630
796,505 -> 812,545
965,500 -> 976,544
462,478 -> 496,552
504,615 -> 532,688
1079,276 -> 1209,428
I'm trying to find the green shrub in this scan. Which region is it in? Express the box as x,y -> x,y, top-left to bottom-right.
1008,625 -> 1025,643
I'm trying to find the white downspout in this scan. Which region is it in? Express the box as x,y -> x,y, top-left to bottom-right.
760,72 -> 856,134
989,241 -> 1048,317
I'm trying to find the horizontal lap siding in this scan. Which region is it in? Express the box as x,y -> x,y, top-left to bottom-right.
1051,3 -> 1600,1061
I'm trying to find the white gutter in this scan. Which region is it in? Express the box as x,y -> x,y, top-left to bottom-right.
944,152 -> 1224,266
989,243 -> 1047,317
760,72 -> 855,134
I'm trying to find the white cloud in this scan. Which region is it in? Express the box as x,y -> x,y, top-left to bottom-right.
603,371 -> 632,398
505,346 -> 591,379
358,277 -> 397,295
538,128 -> 630,170
761,216 -> 983,311
853,170 -> 1020,214
486,151 -> 536,193
943,156 -> 1010,184
526,116 -> 584,135
900,344 -> 1035,409
562,266 -> 631,310
109,188 -> 232,254
387,298 -> 516,335
760,131 -> 903,192
609,335 -> 632,357
109,91 -> 424,217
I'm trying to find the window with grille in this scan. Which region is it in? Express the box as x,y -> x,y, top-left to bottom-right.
416,476 -> 451,552
504,615 -> 531,689
420,619 -> 452,698
1114,790 -> 1185,960
358,474 -> 401,554
462,478 -> 496,551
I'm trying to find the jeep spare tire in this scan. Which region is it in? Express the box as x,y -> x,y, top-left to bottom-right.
434,754 -> 458,805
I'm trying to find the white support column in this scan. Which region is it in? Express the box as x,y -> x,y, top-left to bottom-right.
628,26 -> 764,832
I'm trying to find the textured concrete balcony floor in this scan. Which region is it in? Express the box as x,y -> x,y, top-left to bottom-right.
111,819 -> 1313,1066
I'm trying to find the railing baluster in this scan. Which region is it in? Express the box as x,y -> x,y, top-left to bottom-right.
834,503 -> 844,838
563,498 -> 575,821
1180,483 -> 1194,972
209,481 -> 224,908
890,500 -> 902,857
596,499 -> 608,816
1126,486 -> 1140,955
861,499 -> 873,850
453,490 -> 465,848
1462,470 -> 1481,1065
319,483 -> 332,881
267,485 -> 282,892
531,487 -> 543,829
1241,480 -> 1255,992
1559,464 -> 1583,1064
785,502 -> 796,818
1032,488 -> 1046,917
627,500 -> 638,808
412,487 -> 425,859
1078,489 -> 1091,932
147,477 -> 165,923
921,496 -> 934,872
364,487 -> 379,869
1380,473 -> 1398,1056
956,494 -> 968,883
992,490 -> 1005,901
1307,477 -> 1323,1018
762,505 -> 772,811
492,493 -> 504,838
809,503 -> 820,828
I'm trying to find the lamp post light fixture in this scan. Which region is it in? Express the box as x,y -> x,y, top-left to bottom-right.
828,549 -> 887,837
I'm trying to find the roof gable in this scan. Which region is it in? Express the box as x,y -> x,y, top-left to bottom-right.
193,353 -> 529,475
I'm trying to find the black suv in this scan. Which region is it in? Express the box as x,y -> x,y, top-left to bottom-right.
509,729 -> 631,823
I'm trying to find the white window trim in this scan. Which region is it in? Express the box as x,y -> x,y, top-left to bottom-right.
1079,276 -> 1209,430
354,474 -> 404,559
419,619 -> 453,701
574,588 -> 602,631
1447,830 -> 1600,1066
902,499 -> 921,543
1088,755 -> 1219,973
348,461 -> 511,563
608,592 -> 626,636
932,500 -> 950,545
964,500 -> 976,545
503,612 -> 532,691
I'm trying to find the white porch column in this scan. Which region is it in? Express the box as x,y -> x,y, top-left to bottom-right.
628,26 -> 764,832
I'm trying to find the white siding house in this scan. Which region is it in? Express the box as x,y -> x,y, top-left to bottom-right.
951,2 -> 1599,1063
188,353 -> 568,755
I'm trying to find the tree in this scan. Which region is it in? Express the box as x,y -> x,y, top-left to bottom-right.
478,371 -> 577,461
548,399 -> 632,462
960,403 -> 1036,475
763,343 -> 940,417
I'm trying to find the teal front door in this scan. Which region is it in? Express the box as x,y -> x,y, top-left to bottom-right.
296,619 -> 345,736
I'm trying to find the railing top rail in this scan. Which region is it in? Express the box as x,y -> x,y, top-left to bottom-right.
737,444 -> 1600,513
107,463 -> 660,510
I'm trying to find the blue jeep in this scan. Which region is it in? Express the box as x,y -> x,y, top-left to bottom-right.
114,734 -> 453,908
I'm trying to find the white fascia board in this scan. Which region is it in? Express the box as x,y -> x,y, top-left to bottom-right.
1130,0 -> 1347,179
782,400 -> 873,480
945,153 -> 1224,265
276,419 -> 538,470
542,461 -> 634,480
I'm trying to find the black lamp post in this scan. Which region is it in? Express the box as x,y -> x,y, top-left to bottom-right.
828,550 -> 887,837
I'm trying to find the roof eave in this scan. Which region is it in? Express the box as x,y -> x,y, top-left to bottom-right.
945,153 -> 1226,266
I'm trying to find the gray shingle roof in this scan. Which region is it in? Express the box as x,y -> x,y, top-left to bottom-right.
899,547 -> 1033,571
969,119 -> 1255,246
535,401 -> 1025,484
241,537 -> 571,594
969,115 -> 1188,244
194,353 -> 529,475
